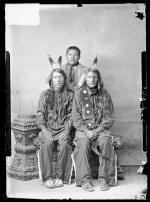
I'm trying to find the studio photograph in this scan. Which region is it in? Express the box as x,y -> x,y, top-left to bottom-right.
5,3 -> 147,200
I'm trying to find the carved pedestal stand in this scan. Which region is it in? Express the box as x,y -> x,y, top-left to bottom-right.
7,114 -> 40,180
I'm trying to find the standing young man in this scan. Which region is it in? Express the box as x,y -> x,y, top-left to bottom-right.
62,46 -> 88,92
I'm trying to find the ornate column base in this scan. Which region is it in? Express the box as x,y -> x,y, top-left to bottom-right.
7,152 -> 39,181
7,114 -> 40,181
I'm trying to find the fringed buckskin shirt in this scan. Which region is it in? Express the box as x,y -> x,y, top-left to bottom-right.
72,85 -> 115,140
62,63 -> 88,92
37,87 -> 73,141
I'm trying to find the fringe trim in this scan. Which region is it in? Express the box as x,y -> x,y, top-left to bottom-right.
37,150 -> 43,182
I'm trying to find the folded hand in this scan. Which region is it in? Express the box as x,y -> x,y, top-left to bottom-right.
42,128 -> 53,141
86,130 -> 97,141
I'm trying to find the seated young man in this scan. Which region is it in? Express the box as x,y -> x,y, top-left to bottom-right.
36,67 -> 73,189
71,64 -> 117,192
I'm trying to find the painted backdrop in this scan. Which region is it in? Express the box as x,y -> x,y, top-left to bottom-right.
7,4 -> 146,165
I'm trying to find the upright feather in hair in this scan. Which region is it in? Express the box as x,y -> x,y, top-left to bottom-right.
93,56 -> 98,67
78,73 -> 86,88
57,56 -> 62,68
47,54 -> 55,67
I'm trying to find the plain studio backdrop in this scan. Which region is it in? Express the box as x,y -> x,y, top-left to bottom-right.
6,4 -> 146,165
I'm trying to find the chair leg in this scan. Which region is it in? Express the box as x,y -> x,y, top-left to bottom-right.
117,165 -> 124,180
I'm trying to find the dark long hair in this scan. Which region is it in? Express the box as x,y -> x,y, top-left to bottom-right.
82,68 -> 104,90
48,68 -> 67,89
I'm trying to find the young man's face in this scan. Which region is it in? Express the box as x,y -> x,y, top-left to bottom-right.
66,49 -> 80,65
52,71 -> 64,90
86,72 -> 98,88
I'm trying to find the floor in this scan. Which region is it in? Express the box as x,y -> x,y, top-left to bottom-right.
6,165 -> 147,200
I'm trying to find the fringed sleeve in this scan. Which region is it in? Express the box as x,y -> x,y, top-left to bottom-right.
36,90 -> 47,130
66,92 -> 73,127
94,89 -> 115,135
62,91 -> 74,138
